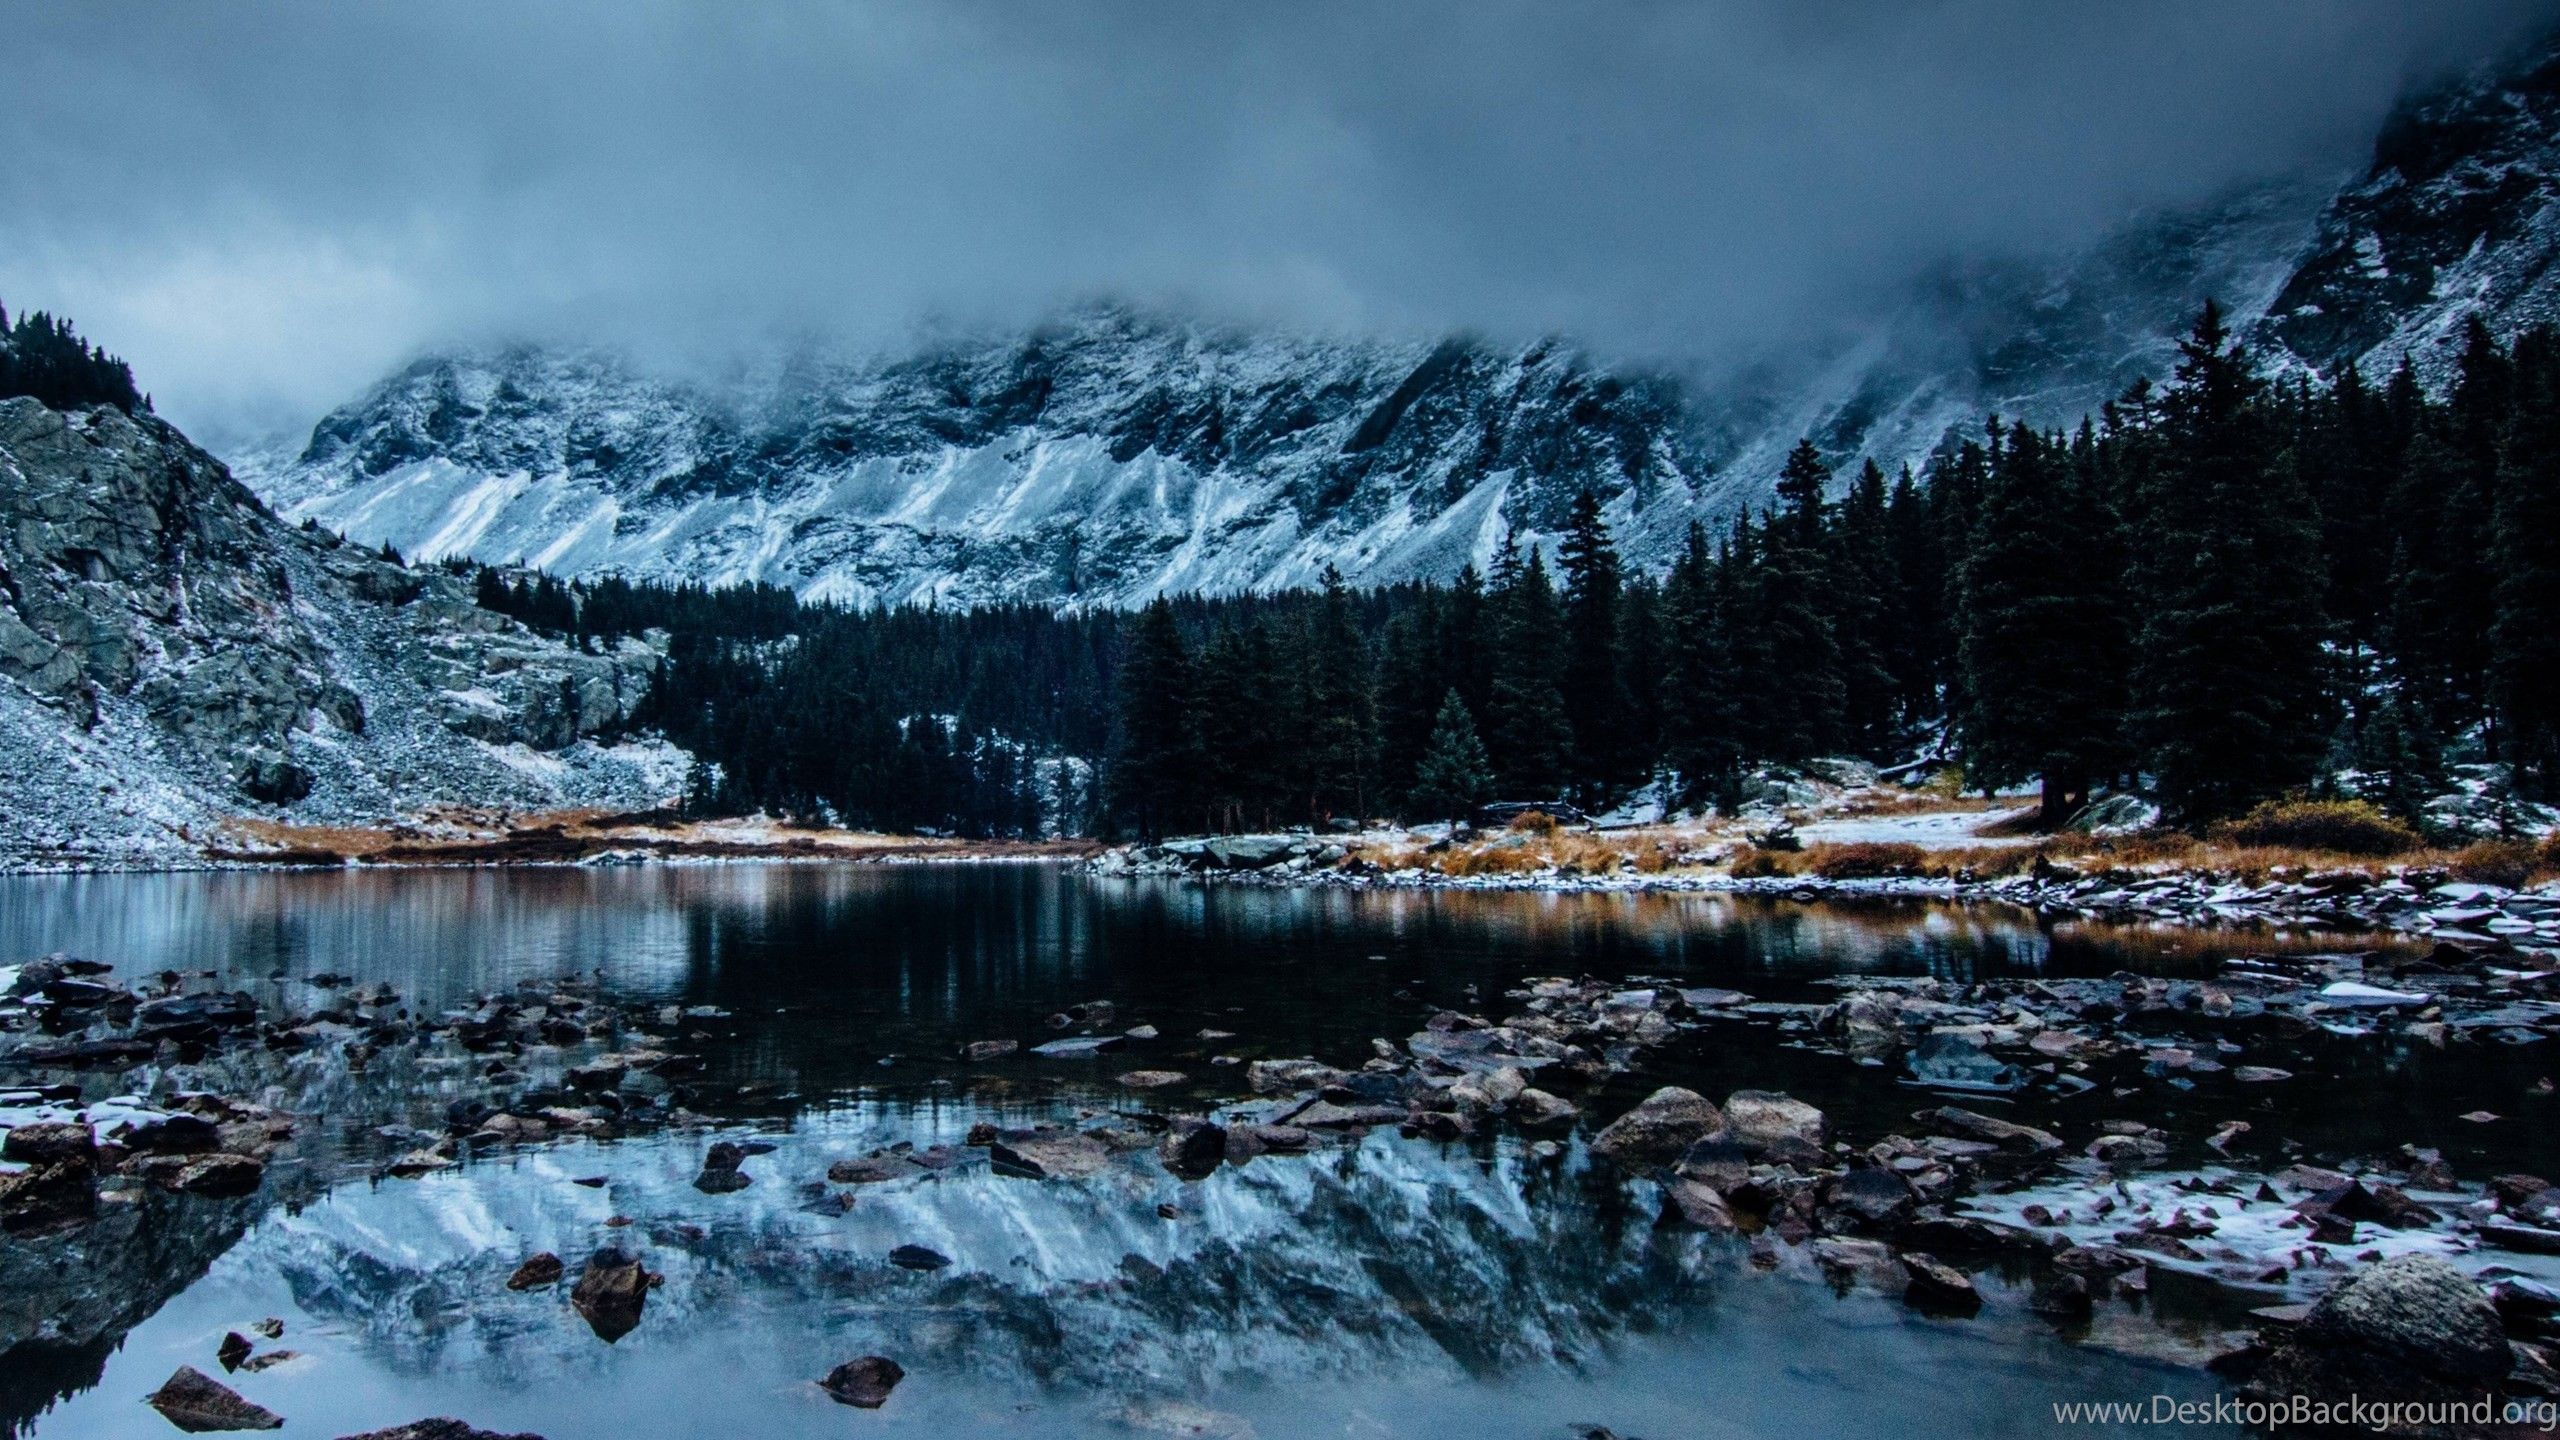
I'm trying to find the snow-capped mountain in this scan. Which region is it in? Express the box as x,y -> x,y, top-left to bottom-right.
239,36 -> 2560,608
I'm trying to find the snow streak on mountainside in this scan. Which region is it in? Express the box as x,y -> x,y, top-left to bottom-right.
0,397 -> 682,866
239,183 -> 2326,608
2261,37 -> 2560,382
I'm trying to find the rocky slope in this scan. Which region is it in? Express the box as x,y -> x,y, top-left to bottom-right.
0,396 -> 682,867
2260,37 -> 2560,381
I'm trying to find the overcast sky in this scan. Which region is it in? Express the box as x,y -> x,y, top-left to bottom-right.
0,1 -> 2546,440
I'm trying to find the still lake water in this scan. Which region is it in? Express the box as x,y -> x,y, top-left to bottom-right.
1,861 -> 2487,1439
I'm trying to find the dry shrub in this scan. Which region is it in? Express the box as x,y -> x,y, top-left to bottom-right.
1806,841 -> 1928,879
2449,839 -> 2540,889
2207,799 -> 2423,858
1363,845 -> 1430,872
2098,830 -> 2205,867
1628,841 -> 1676,874
1922,843 -> 2048,878
1728,846 -> 1797,879
1507,809 -> 1561,835
1440,844 -> 1548,877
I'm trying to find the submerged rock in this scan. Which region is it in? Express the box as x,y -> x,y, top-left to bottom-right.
888,1244 -> 951,1272
145,1366 -> 283,1432
1905,1033 -> 2024,1092
989,1132 -> 1109,1179
1818,1167 -> 1917,1235
332,1414 -> 547,1424
817,1355 -> 906,1409
1157,1118 -> 1226,1179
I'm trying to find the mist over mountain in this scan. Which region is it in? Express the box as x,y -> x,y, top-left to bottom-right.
233,31 -> 2560,606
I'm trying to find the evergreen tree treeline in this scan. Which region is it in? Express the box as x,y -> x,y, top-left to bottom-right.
470,304 -> 2560,836
0,301 -> 145,415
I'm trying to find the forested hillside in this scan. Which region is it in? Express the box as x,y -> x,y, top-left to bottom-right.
482,304 -> 2560,841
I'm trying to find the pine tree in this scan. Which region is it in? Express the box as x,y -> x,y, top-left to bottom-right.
1557,490 -> 1634,800
1482,534 -> 1572,797
2130,302 -> 2332,823
1300,567 -> 1379,821
1955,422 -> 2130,826
1409,690 -> 1495,826
1661,522 -> 1742,801
1109,599 -> 1198,840
2492,327 -> 2560,798
1830,459 -> 1901,756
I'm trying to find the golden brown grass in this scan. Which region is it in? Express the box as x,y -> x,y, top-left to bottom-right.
1806,841 -> 1930,879
1339,811 -> 2560,891
1507,809 -> 1562,835
2206,798 -> 2424,857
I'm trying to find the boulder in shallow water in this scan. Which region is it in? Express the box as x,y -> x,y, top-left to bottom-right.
1817,1167 -> 1917,1235
1590,1087 -> 1724,1167
2239,1254 -> 2511,1412
1901,1253 -> 1981,1314
569,1249 -> 653,1342
505,1252 -> 564,1291
169,1153 -> 265,1197
989,1131 -> 1110,1179
1721,1091 -> 1826,1158
818,1355 -> 905,1409
1660,1177 -> 1738,1231
145,1366 -> 283,1431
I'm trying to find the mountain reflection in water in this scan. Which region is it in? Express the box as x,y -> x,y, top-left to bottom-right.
0,862 -> 2362,1438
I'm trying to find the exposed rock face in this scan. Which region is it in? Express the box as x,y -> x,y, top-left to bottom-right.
0,395 -> 680,865
2261,38 -> 2560,382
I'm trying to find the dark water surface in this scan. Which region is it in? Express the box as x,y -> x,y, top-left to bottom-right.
0,861 -> 2479,1439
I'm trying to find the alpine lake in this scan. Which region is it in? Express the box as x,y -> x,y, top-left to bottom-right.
1,860 -> 2542,1440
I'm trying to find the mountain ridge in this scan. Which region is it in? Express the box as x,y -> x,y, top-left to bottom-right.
236,36 -> 2560,606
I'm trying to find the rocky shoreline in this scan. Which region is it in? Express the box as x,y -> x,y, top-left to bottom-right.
15,907 -> 2560,1435
1092,834 -> 2560,956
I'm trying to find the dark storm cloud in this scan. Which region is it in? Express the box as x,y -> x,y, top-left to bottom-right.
0,0 -> 2544,436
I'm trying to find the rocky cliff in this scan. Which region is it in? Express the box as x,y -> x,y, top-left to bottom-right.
2260,38 -> 2560,381
0,396 -> 682,866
